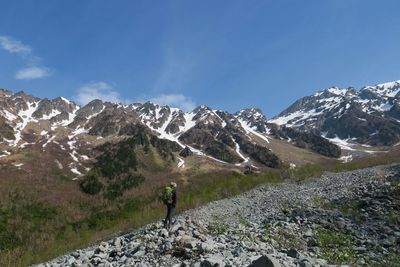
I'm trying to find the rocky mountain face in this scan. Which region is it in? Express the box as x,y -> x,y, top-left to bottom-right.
2,80 -> 399,182
236,108 -> 341,158
269,81 -> 400,146
0,88 -> 343,183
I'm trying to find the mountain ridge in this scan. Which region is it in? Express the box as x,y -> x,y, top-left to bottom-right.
0,87 -> 342,178
269,80 -> 400,147
1,79 -> 399,183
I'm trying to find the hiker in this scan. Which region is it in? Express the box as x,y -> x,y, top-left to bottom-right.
162,182 -> 177,228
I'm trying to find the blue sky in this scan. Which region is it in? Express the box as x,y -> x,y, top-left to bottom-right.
0,1 -> 400,117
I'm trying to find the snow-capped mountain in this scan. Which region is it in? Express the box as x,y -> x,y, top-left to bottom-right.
269,80 -> 400,146
4,80 -> 399,181
0,88 -> 344,179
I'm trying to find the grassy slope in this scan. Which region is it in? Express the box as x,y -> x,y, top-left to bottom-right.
0,146 -> 399,266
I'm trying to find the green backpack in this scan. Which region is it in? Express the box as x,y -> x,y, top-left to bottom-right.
161,186 -> 173,205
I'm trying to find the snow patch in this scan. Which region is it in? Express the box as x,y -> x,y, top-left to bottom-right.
86,106 -> 105,121
43,135 -> 56,148
212,110 -> 227,128
177,157 -> 185,168
339,155 -> 353,163
19,142 -> 35,148
323,136 -> 355,151
54,159 -> 63,169
70,167 -> 82,176
40,109 -> 61,120
13,163 -> 24,168
0,150 -> 11,158
68,127 -> 88,139
326,87 -> 352,96
80,155 -> 90,160
60,97 -> 71,104
58,107 -> 80,127
1,109 -> 17,121
372,102 -> 393,112
269,109 -> 323,126
231,137 -> 249,165
11,101 -> 39,147
238,119 -> 270,144
180,112 -> 196,133
69,151 -> 79,162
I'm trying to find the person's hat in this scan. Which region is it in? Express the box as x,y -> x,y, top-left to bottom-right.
170,182 -> 177,188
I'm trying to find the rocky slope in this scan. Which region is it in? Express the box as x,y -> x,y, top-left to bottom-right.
269,81 -> 400,147
37,164 -> 400,267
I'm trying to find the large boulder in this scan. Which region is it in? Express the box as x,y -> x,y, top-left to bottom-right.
247,255 -> 281,267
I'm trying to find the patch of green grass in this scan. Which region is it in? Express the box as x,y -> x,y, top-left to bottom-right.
0,191 -> 59,266
207,215 -> 228,235
273,227 -> 304,251
313,196 -> 365,224
316,227 -> 356,265
22,150 -> 38,160
10,196 -> 165,267
337,202 -> 364,222
235,210 -> 251,227
49,167 -> 72,181
177,170 -> 282,212
312,196 -> 335,210
293,154 -> 399,181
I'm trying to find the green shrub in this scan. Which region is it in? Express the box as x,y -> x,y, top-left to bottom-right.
79,174 -> 103,195
207,215 -> 228,235
0,192 -> 57,251
316,228 -> 356,264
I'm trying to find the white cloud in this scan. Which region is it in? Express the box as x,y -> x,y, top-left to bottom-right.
0,35 -> 52,80
15,66 -> 51,80
150,94 -> 196,111
0,36 -> 31,55
75,82 -> 123,105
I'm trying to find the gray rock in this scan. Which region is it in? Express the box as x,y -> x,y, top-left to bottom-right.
97,242 -> 109,253
355,246 -> 367,254
286,248 -> 298,258
198,241 -> 215,253
133,247 -> 146,257
160,228 -> 169,238
303,229 -> 313,238
201,255 -> 225,267
113,237 -> 122,247
247,255 -> 281,267
299,260 -> 312,267
171,223 -> 183,233
307,238 -> 317,247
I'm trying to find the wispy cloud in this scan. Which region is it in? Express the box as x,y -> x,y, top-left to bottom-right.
153,48 -> 196,92
0,35 -> 52,80
15,66 -> 52,80
75,82 -> 124,105
150,47 -> 197,111
0,36 -> 31,55
150,94 -> 196,111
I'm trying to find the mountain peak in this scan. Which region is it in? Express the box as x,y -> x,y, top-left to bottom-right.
270,79 -> 400,146
235,108 -> 265,120
363,80 -> 400,98
313,86 -> 357,98
375,80 -> 400,89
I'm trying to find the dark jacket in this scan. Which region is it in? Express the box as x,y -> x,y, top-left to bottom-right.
170,189 -> 177,208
